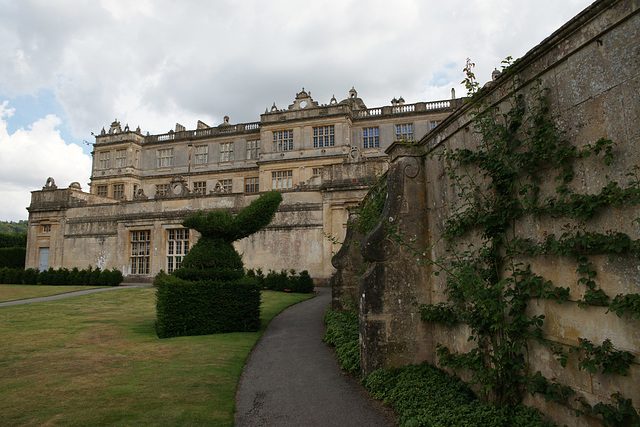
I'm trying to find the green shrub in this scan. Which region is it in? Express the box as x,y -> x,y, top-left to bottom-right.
23,268 -> 38,285
108,268 -> 124,286
3,267 -> 23,284
362,362 -> 555,427
264,270 -> 287,291
0,232 -> 26,248
38,268 -> 53,285
323,307 -> 360,374
0,247 -> 26,269
99,269 -> 111,286
155,272 -> 261,338
293,270 -> 314,293
89,267 -> 102,285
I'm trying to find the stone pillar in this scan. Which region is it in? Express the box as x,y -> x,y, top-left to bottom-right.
330,210 -> 365,312
359,145 -> 431,376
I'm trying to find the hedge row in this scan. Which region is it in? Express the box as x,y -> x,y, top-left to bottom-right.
0,247 -> 26,268
0,267 -> 124,286
362,362 -> 554,427
0,232 -> 26,248
323,307 -> 360,374
155,272 -> 261,338
247,268 -> 314,293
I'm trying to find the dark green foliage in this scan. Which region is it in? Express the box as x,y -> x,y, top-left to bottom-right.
413,67 -> 640,410
0,266 -> 124,286
295,270 -> 314,293
178,190 -> 283,282
353,177 -> 386,236
0,220 -> 27,235
158,191 -> 283,338
155,272 -> 261,338
578,393 -> 640,427
264,270 -> 288,291
89,267 -> 102,285
608,293 -> 640,319
0,247 -> 26,268
182,190 -> 283,242
261,269 -> 315,293
323,307 -> 360,374
0,232 -> 26,248
22,268 -> 38,285
107,268 -> 124,286
362,362 -> 555,427
2,267 -> 24,285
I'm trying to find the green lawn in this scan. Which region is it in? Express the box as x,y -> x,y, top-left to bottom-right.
0,287 -> 313,426
0,285 -> 102,303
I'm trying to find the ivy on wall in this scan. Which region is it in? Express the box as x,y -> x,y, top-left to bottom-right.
411,59 -> 640,423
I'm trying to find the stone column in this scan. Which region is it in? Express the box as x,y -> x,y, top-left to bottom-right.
359,144 -> 431,376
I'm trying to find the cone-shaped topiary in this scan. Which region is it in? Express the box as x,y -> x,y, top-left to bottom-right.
173,190 -> 283,281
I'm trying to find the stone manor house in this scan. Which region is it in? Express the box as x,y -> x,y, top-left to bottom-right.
25,88 -> 461,282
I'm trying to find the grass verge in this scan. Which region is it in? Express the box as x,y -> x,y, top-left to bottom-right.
0,287 -> 312,426
0,284 -> 103,303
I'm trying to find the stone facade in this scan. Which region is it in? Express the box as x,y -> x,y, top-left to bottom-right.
332,0 -> 639,424
26,89 -> 461,282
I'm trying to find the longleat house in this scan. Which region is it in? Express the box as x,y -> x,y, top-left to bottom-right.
25,88 -> 461,282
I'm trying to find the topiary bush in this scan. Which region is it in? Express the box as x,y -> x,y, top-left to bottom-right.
155,272 -> 261,338
156,191 -> 283,338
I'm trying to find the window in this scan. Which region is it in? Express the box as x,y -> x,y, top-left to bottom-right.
313,168 -> 321,176
41,224 -> 51,233
219,179 -> 232,193
98,152 -> 110,169
97,185 -> 108,197
113,184 -> 125,200
157,148 -> 174,168
246,140 -> 260,160
135,150 -> 140,168
156,183 -> 170,196
245,177 -> 259,194
193,181 -> 206,194
363,127 -> 380,148
396,124 -> 413,141
430,120 -> 442,129
130,230 -> 150,275
194,145 -> 208,165
313,125 -> 335,148
272,170 -> 293,190
273,130 -> 294,152
115,149 -> 127,168
167,228 -> 189,273
220,142 -> 234,162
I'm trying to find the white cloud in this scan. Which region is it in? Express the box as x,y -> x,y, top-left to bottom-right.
0,0 -> 595,220
0,101 -> 91,221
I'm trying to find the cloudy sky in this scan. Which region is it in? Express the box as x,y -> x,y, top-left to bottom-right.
0,0 -> 594,222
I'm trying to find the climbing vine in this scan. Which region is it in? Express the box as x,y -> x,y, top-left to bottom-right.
413,59 -> 639,422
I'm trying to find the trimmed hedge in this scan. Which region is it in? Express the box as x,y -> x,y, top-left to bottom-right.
0,247 -> 26,268
155,272 -> 261,338
249,269 -> 314,293
0,232 -> 26,248
0,266 -> 124,286
362,362 -> 554,427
